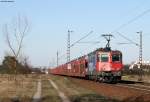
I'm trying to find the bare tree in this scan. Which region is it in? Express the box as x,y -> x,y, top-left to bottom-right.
20,55 -> 31,67
2,15 -> 30,78
3,15 -> 29,60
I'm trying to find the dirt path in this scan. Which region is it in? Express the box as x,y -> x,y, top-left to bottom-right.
32,79 -> 41,102
49,79 -> 70,102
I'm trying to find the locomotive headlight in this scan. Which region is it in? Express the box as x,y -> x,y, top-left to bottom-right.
113,71 -> 121,76
117,71 -> 121,76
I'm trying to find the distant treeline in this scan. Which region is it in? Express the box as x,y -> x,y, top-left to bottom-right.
123,64 -> 150,75
0,56 -> 40,74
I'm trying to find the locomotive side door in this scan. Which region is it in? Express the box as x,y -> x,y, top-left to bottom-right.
87,52 -> 97,76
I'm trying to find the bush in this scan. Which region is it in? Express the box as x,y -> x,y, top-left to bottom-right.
0,56 -> 31,74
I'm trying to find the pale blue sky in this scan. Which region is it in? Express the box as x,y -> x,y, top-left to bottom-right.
0,0 -> 150,67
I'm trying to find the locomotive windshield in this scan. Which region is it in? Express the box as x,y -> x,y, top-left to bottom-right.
100,54 -> 109,62
112,54 -> 121,62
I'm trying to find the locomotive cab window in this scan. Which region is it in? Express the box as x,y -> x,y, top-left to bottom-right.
101,54 -> 109,62
112,54 -> 120,62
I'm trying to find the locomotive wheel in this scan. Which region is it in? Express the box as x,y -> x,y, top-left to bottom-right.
85,75 -> 89,80
98,77 -> 104,83
94,75 -> 98,82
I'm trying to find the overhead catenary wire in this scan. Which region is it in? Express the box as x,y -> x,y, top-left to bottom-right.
58,30 -> 94,60
112,8 -> 150,33
113,8 -> 150,44
55,7 -> 150,66
73,37 -> 105,59
95,8 -> 150,47
70,31 -> 93,48
77,41 -> 100,44
78,8 -> 150,57
116,32 -> 139,46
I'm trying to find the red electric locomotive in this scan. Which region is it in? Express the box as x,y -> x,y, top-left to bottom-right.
85,48 -> 123,82
50,35 -> 123,83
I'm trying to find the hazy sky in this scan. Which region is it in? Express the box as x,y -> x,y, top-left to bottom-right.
0,0 -> 150,67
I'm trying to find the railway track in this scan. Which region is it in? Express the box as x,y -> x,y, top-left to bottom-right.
115,82 -> 150,94
76,77 -> 150,93
70,76 -> 150,93
54,75 -> 150,102
95,80 -> 150,94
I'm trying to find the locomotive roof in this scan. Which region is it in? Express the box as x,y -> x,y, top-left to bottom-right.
60,47 -> 121,66
97,47 -> 121,52
96,47 -> 111,52
87,47 -> 121,55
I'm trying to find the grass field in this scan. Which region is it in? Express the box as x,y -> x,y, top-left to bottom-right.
0,74 -> 37,102
0,74 -> 119,102
41,78 -> 61,102
122,75 -> 150,83
50,75 -> 119,102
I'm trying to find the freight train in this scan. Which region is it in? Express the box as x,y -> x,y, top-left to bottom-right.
50,36 -> 123,83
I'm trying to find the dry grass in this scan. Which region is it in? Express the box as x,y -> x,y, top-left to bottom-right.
0,74 -> 38,102
50,75 -> 118,102
41,78 -> 61,102
122,75 -> 150,83
0,74 -> 119,102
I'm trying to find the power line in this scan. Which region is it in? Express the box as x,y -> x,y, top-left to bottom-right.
58,31 -> 94,62
74,38 -> 105,59
76,7 -> 148,54
116,32 -> 139,46
112,8 -> 150,33
56,8 -> 150,65
111,8 -> 150,46
70,31 -> 93,48
94,9 -> 150,50
77,41 -> 100,44
96,8 -> 150,47
117,42 -> 136,45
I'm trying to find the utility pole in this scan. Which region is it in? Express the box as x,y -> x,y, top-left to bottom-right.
67,30 -> 73,63
57,51 -> 58,66
102,34 -> 113,48
137,31 -> 143,81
